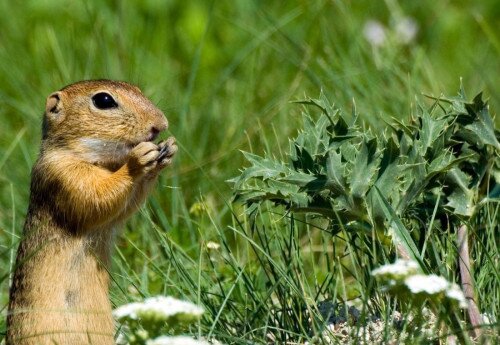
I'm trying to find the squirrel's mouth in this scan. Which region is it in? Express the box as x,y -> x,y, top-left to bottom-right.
79,136 -> 162,169
128,130 -> 160,147
79,138 -> 133,167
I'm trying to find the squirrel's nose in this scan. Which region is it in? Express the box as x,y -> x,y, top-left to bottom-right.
149,126 -> 160,141
147,113 -> 168,141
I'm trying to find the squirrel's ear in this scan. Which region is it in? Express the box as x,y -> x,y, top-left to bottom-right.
45,92 -> 64,121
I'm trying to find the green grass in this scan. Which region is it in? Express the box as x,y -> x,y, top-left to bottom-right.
0,0 -> 499,344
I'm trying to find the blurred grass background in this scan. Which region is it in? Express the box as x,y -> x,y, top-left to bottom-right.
0,0 -> 498,342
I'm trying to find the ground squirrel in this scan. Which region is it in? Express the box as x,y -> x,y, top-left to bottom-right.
6,80 -> 178,345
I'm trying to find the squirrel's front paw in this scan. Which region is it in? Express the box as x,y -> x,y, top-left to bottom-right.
127,142 -> 160,177
156,137 -> 178,169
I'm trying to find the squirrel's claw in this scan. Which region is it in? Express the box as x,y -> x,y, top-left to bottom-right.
157,136 -> 177,163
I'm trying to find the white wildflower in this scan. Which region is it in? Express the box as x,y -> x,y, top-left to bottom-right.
113,302 -> 141,320
481,313 -> 496,325
206,241 -> 220,250
395,17 -> 418,44
146,335 -> 211,345
113,296 -> 204,322
371,259 -> 420,279
445,285 -> 467,308
404,274 -> 449,294
405,274 -> 468,308
363,20 -> 386,47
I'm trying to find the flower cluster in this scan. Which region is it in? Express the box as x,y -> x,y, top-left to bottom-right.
114,296 -> 212,345
113,296 -> 204,324
363,17 -> 418,47
145,336 -> 211,345
371,259 -> 419,282
372,260 -> 467,308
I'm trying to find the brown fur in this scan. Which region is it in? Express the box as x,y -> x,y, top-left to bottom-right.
7,80 -> 177,345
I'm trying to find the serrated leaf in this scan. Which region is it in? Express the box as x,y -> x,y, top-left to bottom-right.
312,115 -> 331,154
340,141 -> 358,164
326,150 -> 345,195
289,193 -> 311,207
454,127 -> 483,148
267,180 -> 300,196
397,153 -> 473,214
465,94 -> 500,149
241,151 -> 268,167
236,165 -> 281,183
350,138 -> 380,198
428,151 -> 453,173
318,90 -> 334,111
427,151 -> 473,175
232,190 -> 267,204
293,91 -> 337,126
280,171 -> 316,187
369,137 -> 402,223
230,152 -> 289,189
418,110 -> 448,156
242,151 -> 286,173
444,168 -> 476,216
447,168 -> 472,191
446,188 -> 475,216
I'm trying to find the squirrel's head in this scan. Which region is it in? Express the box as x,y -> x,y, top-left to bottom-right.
42,80 -> 168,167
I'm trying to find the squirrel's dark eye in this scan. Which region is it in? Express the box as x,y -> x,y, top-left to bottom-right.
92,92 -> 118,110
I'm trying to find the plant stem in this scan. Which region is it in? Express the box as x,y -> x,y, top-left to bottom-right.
457,224 -> 482,339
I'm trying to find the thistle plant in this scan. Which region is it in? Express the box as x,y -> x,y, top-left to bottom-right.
232,88 -> 498,259
233,89 -> 498,241
231,88 -> 499,339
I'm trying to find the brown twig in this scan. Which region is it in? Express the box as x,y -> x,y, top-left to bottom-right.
457,224 -> 482,339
